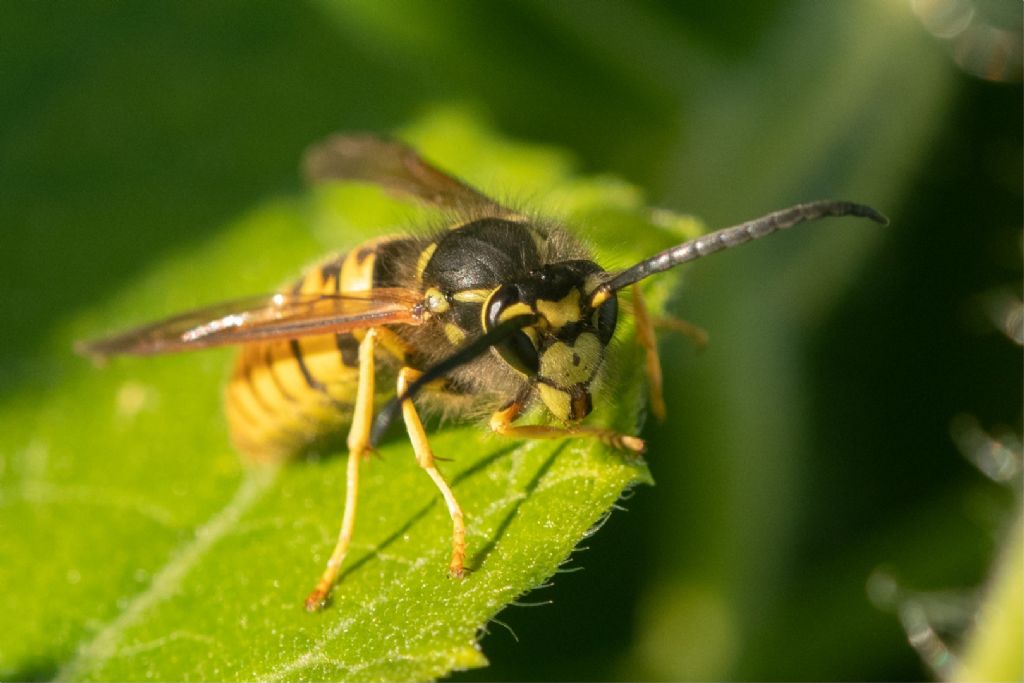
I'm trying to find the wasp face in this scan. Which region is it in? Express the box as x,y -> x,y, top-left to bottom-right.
483,261 -> 619,422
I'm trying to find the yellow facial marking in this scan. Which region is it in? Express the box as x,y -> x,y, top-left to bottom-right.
415,243 -> 438,282
539,332 -> 602,386
444,323 -> 466,345
536,289 -> 581,329
521,326 -> 539,347
453,288 -> 493,304
498,302 -> 535,323
538,384 -> 572,421
589,287 -> 611,308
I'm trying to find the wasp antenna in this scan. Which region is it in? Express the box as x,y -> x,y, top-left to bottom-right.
589,200 -> 888,307
73,339 -> 111,366
370,315 -> 536,446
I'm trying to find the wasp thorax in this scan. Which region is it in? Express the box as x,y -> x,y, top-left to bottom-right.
483,261 -> 619,422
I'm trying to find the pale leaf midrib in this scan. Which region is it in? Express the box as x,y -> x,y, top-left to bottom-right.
55,464 -> 280,681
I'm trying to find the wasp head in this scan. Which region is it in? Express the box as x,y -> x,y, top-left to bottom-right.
482,261 -> 618,422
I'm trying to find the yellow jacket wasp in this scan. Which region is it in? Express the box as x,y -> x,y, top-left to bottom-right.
78,134 -> 887,610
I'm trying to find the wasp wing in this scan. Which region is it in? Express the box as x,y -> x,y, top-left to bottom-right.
303,134 -> 511,216
76,288 -> 424,359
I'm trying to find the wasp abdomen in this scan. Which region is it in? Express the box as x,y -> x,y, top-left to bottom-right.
225,244 -> 392,460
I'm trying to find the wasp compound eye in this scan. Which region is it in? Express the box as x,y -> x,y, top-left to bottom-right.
482,285 -> 540,375
593,295 -> 618,344
483,284 -> 532,332
496,330 -> 540,375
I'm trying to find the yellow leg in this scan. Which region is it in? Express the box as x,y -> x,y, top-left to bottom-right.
398,367 -> 467,578
489,401 -> 646,454
305,328 -> 377,612
631,284 -> 666,421
654,315 -> 709,349
631,286 -> 710,421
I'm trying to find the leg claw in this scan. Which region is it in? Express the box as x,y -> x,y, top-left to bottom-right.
304,588 -> 329,612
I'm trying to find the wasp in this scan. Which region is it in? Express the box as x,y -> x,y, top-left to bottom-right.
78,134 -> 887,611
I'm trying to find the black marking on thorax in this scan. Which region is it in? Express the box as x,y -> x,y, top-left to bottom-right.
422,219 -> 542,291
421,219 -> 544,331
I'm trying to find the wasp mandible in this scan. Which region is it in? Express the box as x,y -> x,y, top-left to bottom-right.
78,135 -> 887,610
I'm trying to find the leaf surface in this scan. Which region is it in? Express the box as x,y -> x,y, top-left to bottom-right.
0,110 -> 694,682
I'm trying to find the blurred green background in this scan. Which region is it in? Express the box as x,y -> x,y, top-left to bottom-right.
2,1 -> 1020,680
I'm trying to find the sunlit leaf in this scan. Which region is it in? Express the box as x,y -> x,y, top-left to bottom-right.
0,109 -> 690,682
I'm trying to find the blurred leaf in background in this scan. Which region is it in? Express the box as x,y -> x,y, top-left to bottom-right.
1,0 -> 1020,681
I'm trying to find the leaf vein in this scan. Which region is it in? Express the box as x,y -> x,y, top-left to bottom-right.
54,465 -> 279,680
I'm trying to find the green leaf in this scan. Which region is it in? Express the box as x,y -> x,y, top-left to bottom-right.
0,108 -> 693,681
953,508 -> 1024,682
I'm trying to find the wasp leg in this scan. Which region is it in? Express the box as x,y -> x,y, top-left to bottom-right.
630,286 -> 710,421
489,401 -> 646,454
631,284 -> 666,421
397,367 -> 467,578
305,328 -> 378,612
654,316 -> 709,349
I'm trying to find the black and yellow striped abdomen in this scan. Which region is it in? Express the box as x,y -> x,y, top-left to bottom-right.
225,238 -> 398,460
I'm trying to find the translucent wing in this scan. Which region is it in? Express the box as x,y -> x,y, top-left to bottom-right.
76,288 -> 425,359
303,134 -> 511,216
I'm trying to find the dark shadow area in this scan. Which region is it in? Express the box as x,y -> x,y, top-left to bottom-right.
5,657 -> 58,683
1,1 -> 421,389
331,441 -> 524,590
0,0 -> 683,394
466,442 -> 564,571
453,480 -> 655,682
